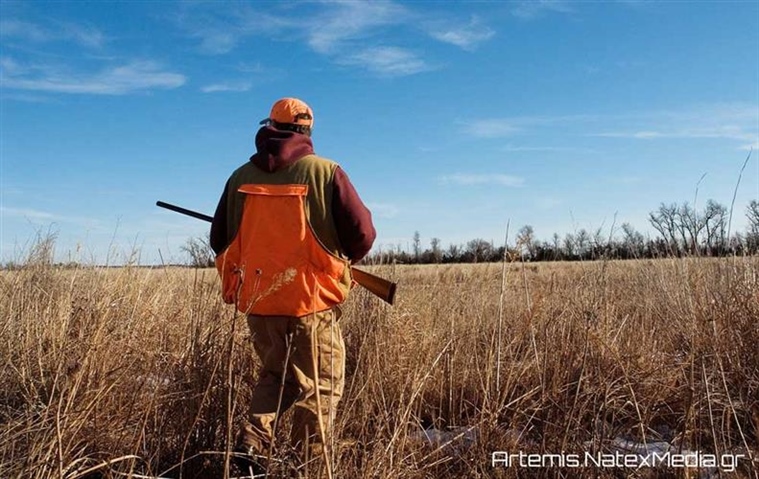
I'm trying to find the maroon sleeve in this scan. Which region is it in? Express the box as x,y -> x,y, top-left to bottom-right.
210,179 -> 230,255
332,167 -> 376,262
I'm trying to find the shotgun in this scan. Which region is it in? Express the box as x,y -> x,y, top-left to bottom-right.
156,201 -> 396,305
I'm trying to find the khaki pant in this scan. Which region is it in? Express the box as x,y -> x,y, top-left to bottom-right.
240,307 -> 345,470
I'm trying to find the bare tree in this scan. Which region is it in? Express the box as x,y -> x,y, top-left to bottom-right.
649,203 -> 680,254
430,237 -> 442,263
466,239 -> 493,263
703,200 -> 727,254
748,200 -> 759,234
590,226 -> 607,258
621,222 -> 645,258
678,203 -> 704,254
563,233 -> 576,259
445,243 -> 461,263
181,234 -> 214,268
412,231 -> 421,263
552,233 -> 561,251
745,200 -> 759,253
516,225 -> 535,259
576,229 -> 590,258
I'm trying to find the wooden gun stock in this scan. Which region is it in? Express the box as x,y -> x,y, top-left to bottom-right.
351,267 -> 396,305
156,200 -> 397,305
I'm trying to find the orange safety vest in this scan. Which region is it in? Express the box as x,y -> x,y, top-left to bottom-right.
215,184 -> 351,317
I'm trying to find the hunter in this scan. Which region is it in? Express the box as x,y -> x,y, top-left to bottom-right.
210,97 -> 376,476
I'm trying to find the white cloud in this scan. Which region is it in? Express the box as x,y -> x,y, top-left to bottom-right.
0,19 -> 49,42
175,4 -> 297,55
198,32 -> 238,55
177,1 -> 418,78
465,120 -> 523,138
307,0 -> 407,54
512,0 -> 574,19
0,18 -> 105,48
178,1 -> 405,57
463,105 -> 758,150
201,81 -> 252,93
176,1 -> 486,77
464,114 -> 600,138
537,197 -> 563,209
610,104 -> 759,145
1,206 -> 57,221
340,46 -> 433,77
58,21 -> 106,49
613,176 -> 642,185
439,174 -> 525,187
0,91 -> 57,103
501,144 -> 588,152
1,58 -> 186,95
366,203 -> 399,219
596,131 -> 664,139
595,125 -> 756,143
427,16 -> 495,51
0,206 -> 99,226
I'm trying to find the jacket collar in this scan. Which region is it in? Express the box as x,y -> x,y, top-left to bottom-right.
250,126 -> 314,172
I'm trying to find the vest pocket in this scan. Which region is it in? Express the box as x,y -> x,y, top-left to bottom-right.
215,247 -> 241,305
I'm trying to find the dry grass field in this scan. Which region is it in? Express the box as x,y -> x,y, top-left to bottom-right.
1,253 -> 758,478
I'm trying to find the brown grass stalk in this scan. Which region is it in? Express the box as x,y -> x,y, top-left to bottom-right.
1,243 -> 757,478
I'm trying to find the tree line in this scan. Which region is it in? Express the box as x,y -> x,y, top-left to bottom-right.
366,199 -> 759,265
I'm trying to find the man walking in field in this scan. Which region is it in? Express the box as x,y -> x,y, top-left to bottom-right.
210,97 -> 376,477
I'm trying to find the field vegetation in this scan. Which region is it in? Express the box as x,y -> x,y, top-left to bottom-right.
1,239 -> 758,478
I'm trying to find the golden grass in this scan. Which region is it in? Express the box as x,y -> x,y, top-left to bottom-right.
1,257 -> 758,478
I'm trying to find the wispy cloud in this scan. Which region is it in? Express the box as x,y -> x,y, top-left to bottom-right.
177,1 -> 415,76
57,21 -> 106,49
512,0 -> 574,19
464,105 -> 758,150
1,18 -> 105,48
367,202 -> 399,219
537,197 -> 563,209
313,1 -> 432,76
596,127 -> 757,143
194,30 -> 237,55
1,58 -> 186,95
464,119 -> 523,138
595,130 -> 664,139
201,81 -> 252,93
0,91 -> 58,103
339,46 -> 433,77
175,2 -> 372,56
307,0 -> 408,54
464,114 -> 598,138
191,11 -> 295,55
0,19 -> 49,42
0,206 -> 100,226
439,173 -> 525,187
501,144 -> 594,153
592,104 -> 759,147
1,206 -> 57,221
426,16 -> 495,51
199,63 -> 281,93
176,1 -> 486,77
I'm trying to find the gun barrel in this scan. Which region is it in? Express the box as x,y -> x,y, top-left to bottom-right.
156,201 -> 213,223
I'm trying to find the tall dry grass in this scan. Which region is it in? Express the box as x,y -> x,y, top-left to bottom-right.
1,248 -> 758,477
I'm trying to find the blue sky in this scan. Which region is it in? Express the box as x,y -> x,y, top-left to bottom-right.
1,0 -> 758,264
